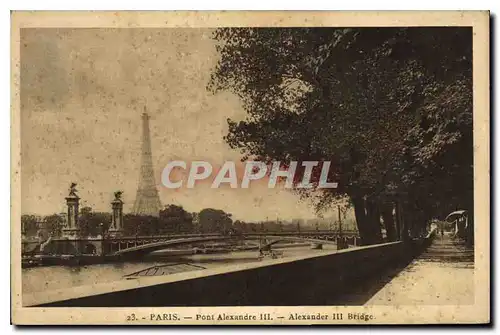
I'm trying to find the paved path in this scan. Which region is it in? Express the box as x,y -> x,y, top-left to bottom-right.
365,233 -> 474,305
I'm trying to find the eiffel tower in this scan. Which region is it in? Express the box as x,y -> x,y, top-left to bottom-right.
133,109 -> 162,217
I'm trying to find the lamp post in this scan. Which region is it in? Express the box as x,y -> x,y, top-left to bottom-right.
337,205 -> 347,250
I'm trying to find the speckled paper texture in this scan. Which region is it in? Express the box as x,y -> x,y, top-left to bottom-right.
11,11 -> 489,325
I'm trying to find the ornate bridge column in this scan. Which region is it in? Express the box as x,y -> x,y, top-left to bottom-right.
58,183 -> 83,255
62,183 -> 81,239
108,191 -> 124,238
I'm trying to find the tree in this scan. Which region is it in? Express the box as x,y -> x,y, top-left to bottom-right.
399,77 -> 473,239
159,205 -> 193,234
44,214 -> 64,238
232,220 -> 246,234
209,27 -> 472,245
78,207 -> 111,237
123,214 -> 159,236
21,215 -> 38,237
198,208 -> 233,234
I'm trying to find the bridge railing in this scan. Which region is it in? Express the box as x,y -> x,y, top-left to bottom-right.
22,231 -> 361,254
21,230 -> 358,243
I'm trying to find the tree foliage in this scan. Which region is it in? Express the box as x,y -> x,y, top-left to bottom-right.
209,27 -> 473,244
44,214 -> 64,237
78,207 -> 111,237
21,215 -> 38,237
198,208 -> 233,234
123,214 -> 159,236
159,205 -> 193,234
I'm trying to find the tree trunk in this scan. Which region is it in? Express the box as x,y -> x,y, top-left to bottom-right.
394,201 -> 403,241
352,197 -> 371,245
381,203 -> 397,242
399,202 -> 411,242
366,199 -> 383,244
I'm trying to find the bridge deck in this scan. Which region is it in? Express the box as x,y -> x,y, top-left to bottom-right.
111,235 -> 340,256
365,233 -> 474,305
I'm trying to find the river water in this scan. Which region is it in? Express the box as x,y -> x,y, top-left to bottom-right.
22,245 -> 338,295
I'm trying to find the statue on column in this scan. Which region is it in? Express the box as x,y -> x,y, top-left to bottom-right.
114,191 -> 123,200
63,182 -> 81,238
69,182 -> 78,196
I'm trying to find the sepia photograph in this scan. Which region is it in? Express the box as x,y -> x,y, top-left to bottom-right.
10,11 -> 489,325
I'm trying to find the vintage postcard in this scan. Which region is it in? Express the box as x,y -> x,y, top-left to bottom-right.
11,11 -> 490,325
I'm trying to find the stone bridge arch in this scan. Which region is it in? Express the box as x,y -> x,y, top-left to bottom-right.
111,235 -> 339,259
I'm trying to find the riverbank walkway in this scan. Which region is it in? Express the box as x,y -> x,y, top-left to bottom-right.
365,233 -> 474,305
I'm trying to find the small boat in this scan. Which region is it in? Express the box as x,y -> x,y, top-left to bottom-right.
258,250 -> 283,260
149,249 -> 196,257
123,263 -> 206,279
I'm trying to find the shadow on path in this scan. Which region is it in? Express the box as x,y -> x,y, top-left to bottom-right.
325,257 -> 415,305
364,233 -> 474,305
327,234 -> 474,305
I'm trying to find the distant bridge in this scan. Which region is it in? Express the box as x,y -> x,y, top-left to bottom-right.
110,234 -> 342,257
22,231 -> 360,258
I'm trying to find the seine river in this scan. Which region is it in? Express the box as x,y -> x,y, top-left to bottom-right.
22,245 -> 337,295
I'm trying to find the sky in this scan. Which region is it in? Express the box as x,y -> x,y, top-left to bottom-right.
20,28 -> 341,222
